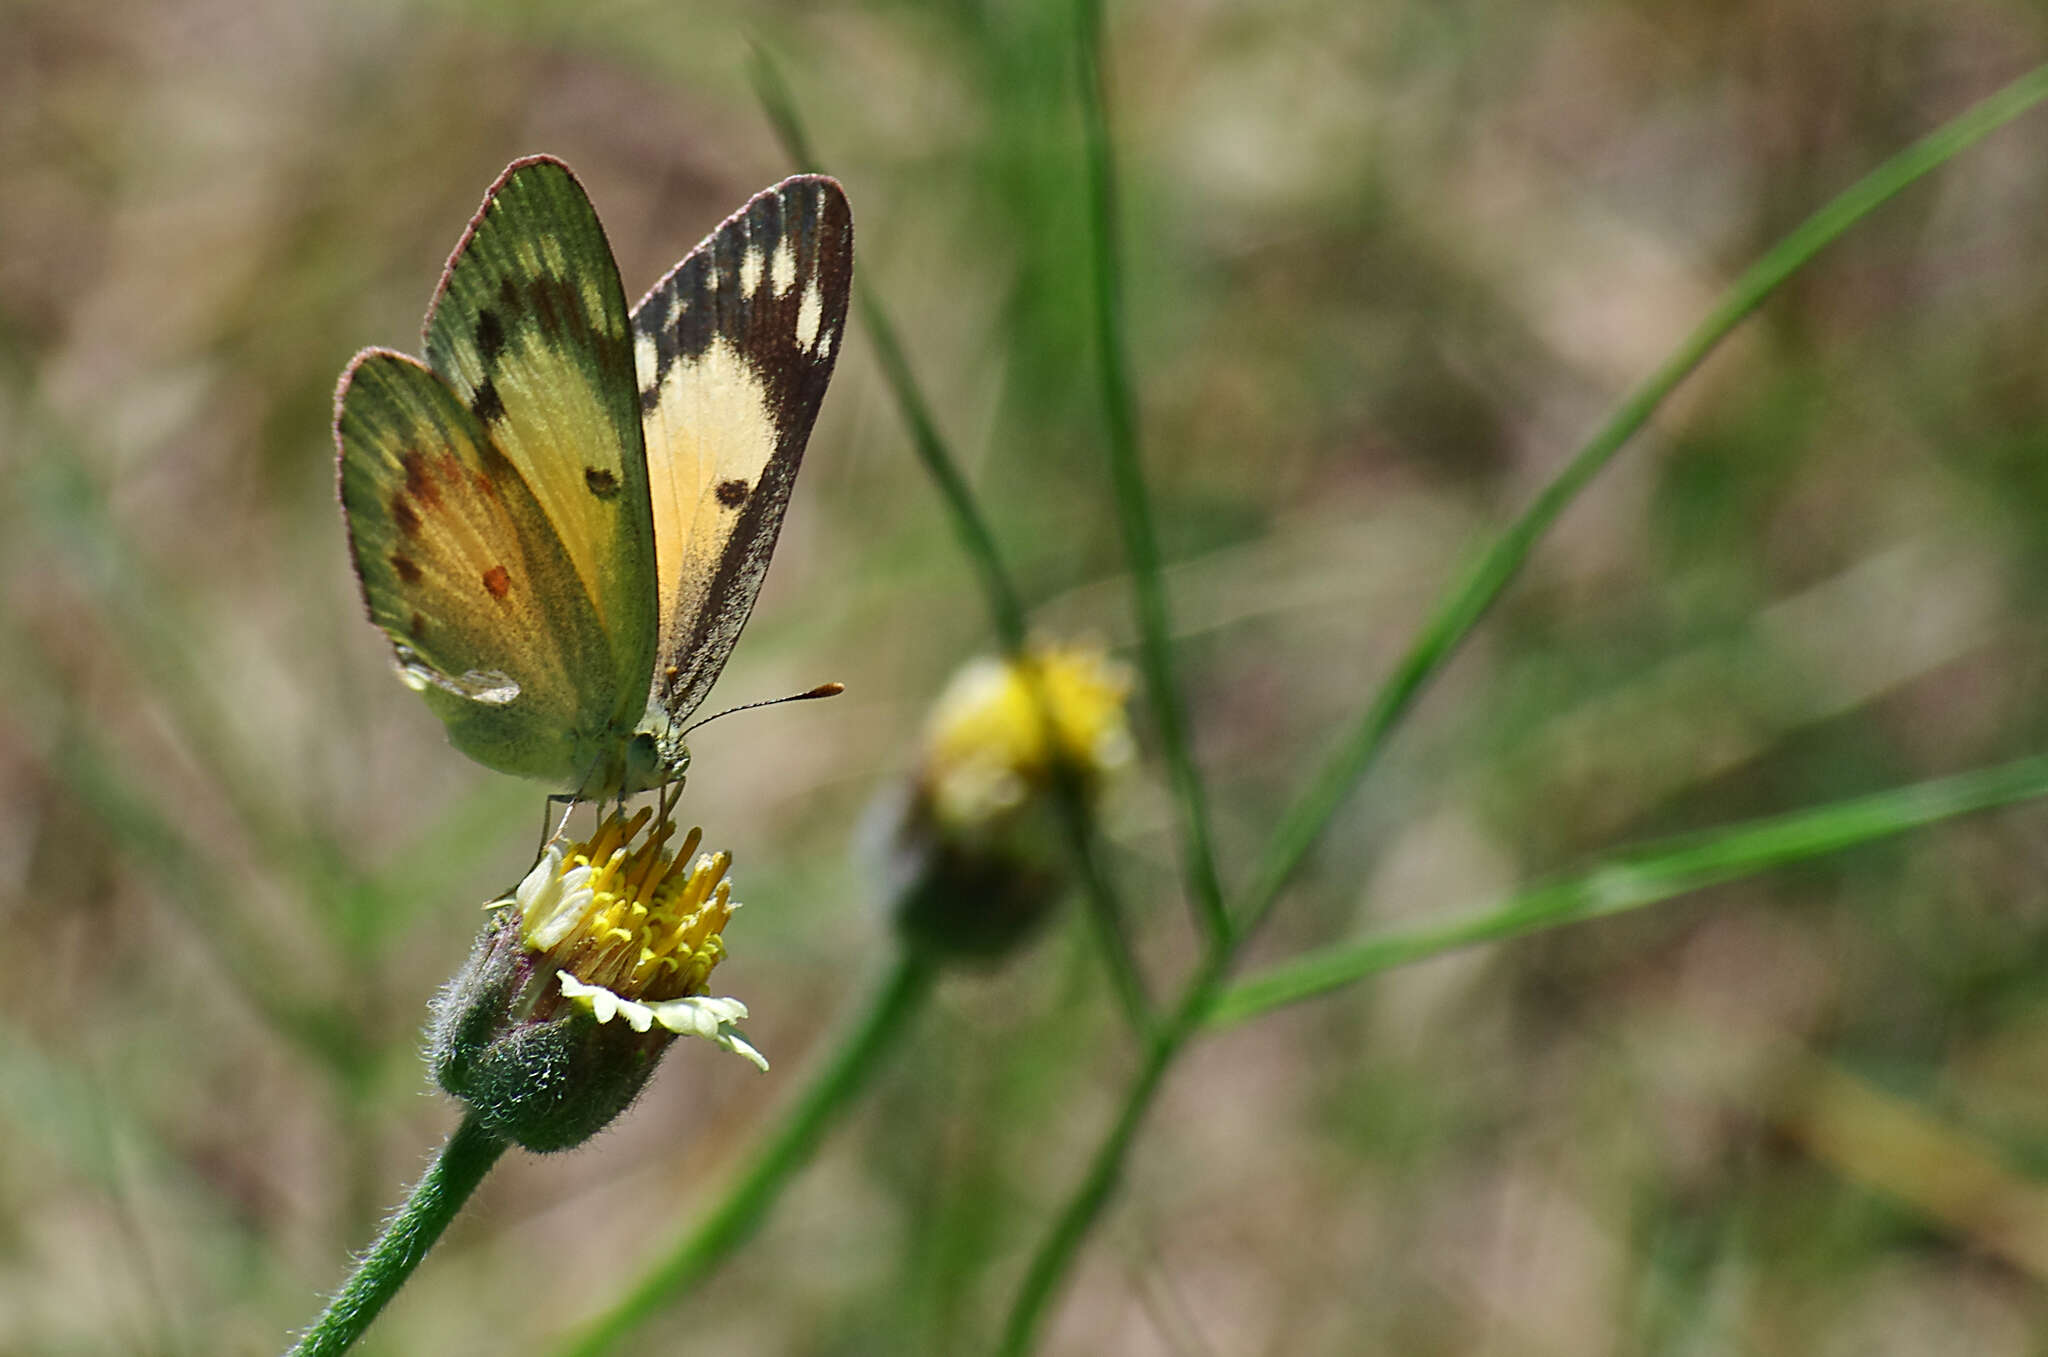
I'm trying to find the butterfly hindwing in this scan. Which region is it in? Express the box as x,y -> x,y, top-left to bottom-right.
422,156 -> 657,735
631,175 -> 853,725
336,349 -> 619,783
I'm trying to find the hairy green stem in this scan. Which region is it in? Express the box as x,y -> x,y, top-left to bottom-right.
554,952 -> 937,1357
286,1115 -> 507,1357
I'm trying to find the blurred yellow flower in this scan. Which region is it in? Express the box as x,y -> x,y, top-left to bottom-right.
919,642 -> 1135,832
890,641 -> 1136,962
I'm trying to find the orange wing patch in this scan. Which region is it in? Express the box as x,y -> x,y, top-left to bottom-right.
337,348 -> 622,784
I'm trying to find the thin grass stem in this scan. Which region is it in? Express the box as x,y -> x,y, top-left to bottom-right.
748,45 -> 1029,650
1211,755 -> 2048,1025
1229,62 -> 2048,944
1074,0 -> 1231,948
749,46 -> 1154,1034
994,61 -> 2048,1356
552,951 -> 937,1357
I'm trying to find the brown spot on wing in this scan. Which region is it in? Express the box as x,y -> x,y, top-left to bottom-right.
391,553 -> 422,584
585,466 -> 620,498
482,565 -> 511,599
409,611 -> 426,638
475,310 -> 507,362
390,494 -> 422,538
529,278 -> 575,338
400,450 -> 440,509
472,377 -> 505,423
716,478 -> 749,507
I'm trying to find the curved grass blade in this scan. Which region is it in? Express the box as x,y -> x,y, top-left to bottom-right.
749,44 -> 1153,1032
1230,62 -> 2048,943
551,953 -> 936,1357
997,59 -> 2048,1357
1211,755 -> 2048,1025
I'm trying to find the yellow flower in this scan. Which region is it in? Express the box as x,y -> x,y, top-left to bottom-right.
432,807 -> 772,1151
919,642 -> 1135,832
506,808 -> 766,1070
890,641 -> 1136,962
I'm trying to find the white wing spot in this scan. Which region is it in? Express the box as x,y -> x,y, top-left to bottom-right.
817,329 -> 835,360
739,248 -> 764,296
796,280 -> 824,349
634,329 -> 660,388
771,236 -> 797,296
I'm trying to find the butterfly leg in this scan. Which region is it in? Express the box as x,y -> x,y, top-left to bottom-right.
538,794 -> 580,856
655,773 -> 687,828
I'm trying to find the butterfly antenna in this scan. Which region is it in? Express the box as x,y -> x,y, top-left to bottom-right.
679,682 -> 845,740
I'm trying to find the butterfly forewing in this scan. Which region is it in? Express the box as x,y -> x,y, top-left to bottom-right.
422,156 -> 657,731
336,350 -> 619,783
631,175 -> 853,725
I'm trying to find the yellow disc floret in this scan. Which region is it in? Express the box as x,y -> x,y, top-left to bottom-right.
505,807 -> 763,1069
920,642 -> 1135,831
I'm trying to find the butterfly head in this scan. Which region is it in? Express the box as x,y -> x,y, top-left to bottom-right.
617,704 -> 691,797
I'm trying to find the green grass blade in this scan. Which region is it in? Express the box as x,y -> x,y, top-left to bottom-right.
1230,62 -> 2048,942
749,46 -> 1154,1032
552,952 -> 937,1357
1073,0 -> 1230,947
997,971 -> 1215,1357
748,45 -> 1030,652
994,64 -> 2048,1355
1211,755 -> 2048,1026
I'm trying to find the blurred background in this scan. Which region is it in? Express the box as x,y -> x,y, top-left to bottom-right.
7,1 -> 2048,1353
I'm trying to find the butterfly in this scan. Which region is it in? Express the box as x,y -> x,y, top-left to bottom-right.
335,156 -> 852,799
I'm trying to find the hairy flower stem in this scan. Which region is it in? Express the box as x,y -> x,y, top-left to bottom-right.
286,1115 -> 508,1357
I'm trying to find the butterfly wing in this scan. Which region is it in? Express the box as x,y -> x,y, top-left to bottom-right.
421,156 -> 657,738
631,175 -> 853,726
336,349 -> 619,784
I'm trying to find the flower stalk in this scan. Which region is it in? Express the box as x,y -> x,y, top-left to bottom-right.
285,1115 -> 508,1357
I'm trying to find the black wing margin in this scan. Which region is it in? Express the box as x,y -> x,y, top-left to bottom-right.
631,174 -> 854,724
